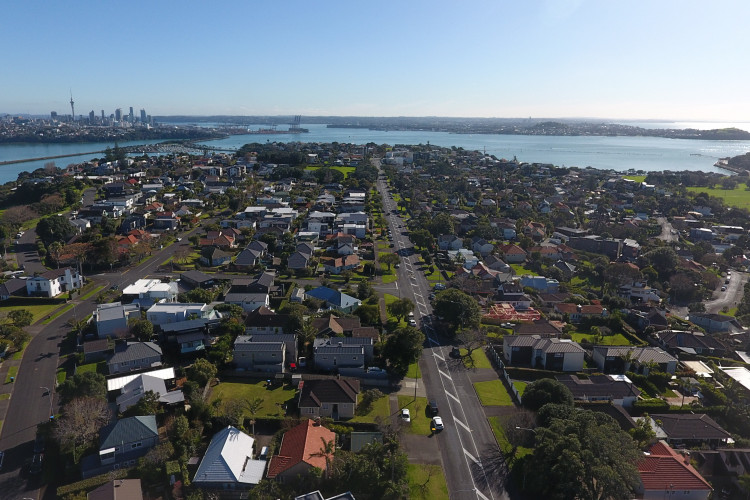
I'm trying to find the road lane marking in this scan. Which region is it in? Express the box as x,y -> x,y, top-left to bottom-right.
433,351 -> 445,361
446,391 -> 460,402
476,488 -> 491,500
464,448 -> 480,464
455,417 -> 471,433
438,369 -> 452,380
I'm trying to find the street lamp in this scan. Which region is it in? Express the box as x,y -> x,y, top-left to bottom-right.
40,386 -> 53,420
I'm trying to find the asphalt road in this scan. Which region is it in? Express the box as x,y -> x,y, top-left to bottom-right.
0,219 -> 208,500
704,271 -> 747,315
656,217 -> 679,243
377,168 -> 508,500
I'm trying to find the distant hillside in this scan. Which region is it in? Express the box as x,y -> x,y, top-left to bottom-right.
728,152 -> 750,170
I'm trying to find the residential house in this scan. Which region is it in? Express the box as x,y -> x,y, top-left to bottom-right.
180,270 -> 215,289
513,320 -> 564,336
224,291 -> 269,313
503,335 -> 585,371
115,373 -> 185,412
234,241 -> 268,269
288,251 -> 311,271
619,282 -> 661,303
553,303 -> 607,322
305,287 -> 361,314
656,330 -> 727,357
635,441 -> 712,500
244,306 -> 293,334
87,479 -> 143,500
471,238 -> 494,257
689,313 -> 742,333
643,414 -> 731,449
521,275 -> 560,293
313,342 -> 365,372
0,278 -> 27,300
193,426 -> 266,490
437,235 -> 463,251
107,342 -> 162,375
592,346 -> 678,375
322,255 -> 360,274
556,374 -> 641,407
314,337 -> 374,364
297,379 -> 360,419
81,416 -> 160,478
498,244 -> 527,263
94,302 -> 141,338
26,267 -> 83,297
233,336 -> 286,372
200,246 -> 233,267
146,303 -> 217,326
121,279 -> 178,305
267,420 -> 336,481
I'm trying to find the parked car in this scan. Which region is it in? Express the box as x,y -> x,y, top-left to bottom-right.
434,283 -> 446,290
428,399 -> 439,416
432,416 -> 444,431
33,435 -> 45,454
30,453 -> 43,474
0,450 -> 4,471
408,318 -> 417,327
721,286 -> 727,291
401,408 -> 411,423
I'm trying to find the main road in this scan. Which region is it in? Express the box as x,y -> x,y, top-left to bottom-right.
376,165 -> 508,500
0,221 -> 207,500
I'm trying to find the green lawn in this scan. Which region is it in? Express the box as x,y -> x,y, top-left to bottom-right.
5,366 -> 18,384
0,393 -> 9,401
407,361 -> 422,379
56,368 -> 67,385
460,348 -> 492,369
76,361 -> 106,375
350,392 -> 391,423
43,304 -> 75,324
473,380 -> 514,406
687,183 -> 750,210
0,301 -> 66,325
513,381 -> 527,396
407,464 -> 449,500
384,294 -> 407,327
488,416 -> 533,460
209,380 -> 298,419
10,341 -> 28,360
79,285 -> 106,301
571,332 -> 633,346
623,175 -> 647,183
398,396 -> 432,435
510,263 -> 539,276
304,165 -> 356,178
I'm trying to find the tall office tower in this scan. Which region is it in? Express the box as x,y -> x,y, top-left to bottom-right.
101,110 -> 105,120
115,108 -> 122,121
69,91 -> 75,121
51,111 -> 58,120
140,109 -> 146,123
89,110 -> 95,123
129,107 -> 134,122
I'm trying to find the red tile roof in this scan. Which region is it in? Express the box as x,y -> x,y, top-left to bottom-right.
638,441 -> 712,492
266,420 -> 335,479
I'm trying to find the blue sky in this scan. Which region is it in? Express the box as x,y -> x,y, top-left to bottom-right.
3,0 -> 749,120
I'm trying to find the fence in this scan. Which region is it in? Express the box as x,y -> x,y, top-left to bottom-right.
486,346 -> 522,405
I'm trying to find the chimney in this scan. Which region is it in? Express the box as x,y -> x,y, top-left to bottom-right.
338,341 -> 343,347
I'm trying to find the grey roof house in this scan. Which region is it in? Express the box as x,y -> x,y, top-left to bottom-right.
94,302 -> 141,339
81,415 -> 160,478
298,379 -> 360,419
115,374 -> 185,412
107,341 -> 162,375
233,336 -> 286,373
193,426 -> 266,490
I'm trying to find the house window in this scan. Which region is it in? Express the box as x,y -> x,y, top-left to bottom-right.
131,442 -> 142,449
322,404 -> 329,409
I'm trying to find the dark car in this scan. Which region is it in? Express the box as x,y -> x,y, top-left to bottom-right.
428,399 -> 439,416
30,453 -> 43,474
450,347 -> 461,358
33,435 -> 46,454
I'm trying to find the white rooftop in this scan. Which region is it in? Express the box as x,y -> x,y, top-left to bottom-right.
122,279 -> 162,295
721,366 -> 750,392
682,360 -> 714,377
107,367 -> 175,392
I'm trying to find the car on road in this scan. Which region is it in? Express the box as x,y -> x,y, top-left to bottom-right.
432,416 -> 444,431
725,279 -> 731,284
401,408 -> 411,423
395,264 -> 400,269
434,283 -> 446,290
30,453 -> 43,474
721,286 -> 727,291
428,399 -> 439,416
408,318 -> 417,327
33,434 -> 46,454
450,347 -> 461,358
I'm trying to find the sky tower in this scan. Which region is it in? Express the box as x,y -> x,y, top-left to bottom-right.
69,90 -> 75,121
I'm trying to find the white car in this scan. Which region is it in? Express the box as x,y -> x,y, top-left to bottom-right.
432,416 -> 444,431
401,408 -> 411,423
408,319 -> 417,327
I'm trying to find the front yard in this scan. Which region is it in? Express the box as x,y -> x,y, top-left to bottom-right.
208,379 -> 298,419
473,379 -> 515,406
407,464 -> 449,500
397,395 -> 432,435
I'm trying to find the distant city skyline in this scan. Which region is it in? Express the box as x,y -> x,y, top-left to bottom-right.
3,0 -> 749,121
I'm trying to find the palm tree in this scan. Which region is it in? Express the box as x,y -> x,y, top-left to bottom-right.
244,397 -> 263,435
311,437 -> 336,478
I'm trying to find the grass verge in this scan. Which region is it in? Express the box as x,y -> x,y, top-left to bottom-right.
473,380 -> 514,406
407,463 -> 449,500
5,366 -> 19,384
407,361 -> 422,379
350,392 -> 391,423
488,416 -> 533,460
460,348 -> 492,369
397,395 -> 431,435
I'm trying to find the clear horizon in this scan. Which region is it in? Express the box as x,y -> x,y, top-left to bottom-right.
4,0 -> 749,121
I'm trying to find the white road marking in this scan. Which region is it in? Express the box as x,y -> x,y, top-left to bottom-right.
476,488 -> 491,500
433,351 -> 445,361
438,369 -> 452,380
464,448 -> 480,464
455,417 -> 471,433
446,391 -> 460,403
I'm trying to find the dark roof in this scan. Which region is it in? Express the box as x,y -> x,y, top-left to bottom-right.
244,306 -> 292,329
0,278 -> 27,296
180,270 -> 214,284
108,342 -> 162,364
659,331 -> 726,352
233,338 -> 284,353
298,379 -> 360,408
514,320 -> 562,336
40,266 -> 75,280
100,415 -> 158,449
351,327 -> 379,340
556,374 -> 641,400
83,339 -> 110,355
650,413 -> 731,441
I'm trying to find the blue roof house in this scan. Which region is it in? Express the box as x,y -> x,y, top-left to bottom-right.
193,426 -> 266,490
305,286 -> 362,314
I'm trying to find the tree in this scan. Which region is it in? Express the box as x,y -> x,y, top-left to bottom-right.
380,252 -> 400,271
245,397 -> 263,435
311,436 -> 336,478
456,327 -> 488,363
432,289 -> 481,330
124,390 -> 161,417
387,297 -> 414,323
36,215 -> 77,246
383,326 -> 424,376
629,413 -> 656,448
188,358 -> 217,386
640,246 -> 679,278
54,397 -> 110,462
48,241 -> 64,268
357,279 -> 375,300
7,309 -> 33,328
526,409 -> 641,499
353,303 -> 380,326
410,229 -> 434,251
58,371 -> 107,402
521,378 -> 574,412
129,318 -> 154,342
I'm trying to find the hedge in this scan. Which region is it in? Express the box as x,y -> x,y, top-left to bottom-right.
57,468 -> 129,497
632,398 -> 670,414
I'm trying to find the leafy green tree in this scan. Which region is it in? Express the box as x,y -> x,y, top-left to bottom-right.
410,229 -> 434,251
244,397 -> 264,435
526,409 -> 641,499
353,303 -> 380,326
357,279 -> 376,300
129,318 -> 154,342
433,289 -> 480,330
630,413 -> 657,448
8,309 -> 33,328
521,378 -> 574,411
124,390 -> 162,417
379,252 -> 400,270
188,358 -> 217,386
36,215 -> 76,246
387,297 -> 414,323
383,326 -> 424,376
59,371 -> 107,402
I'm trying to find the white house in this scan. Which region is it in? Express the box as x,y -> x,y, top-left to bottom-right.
146,303 -> 218,326
26,267 -> 83,298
